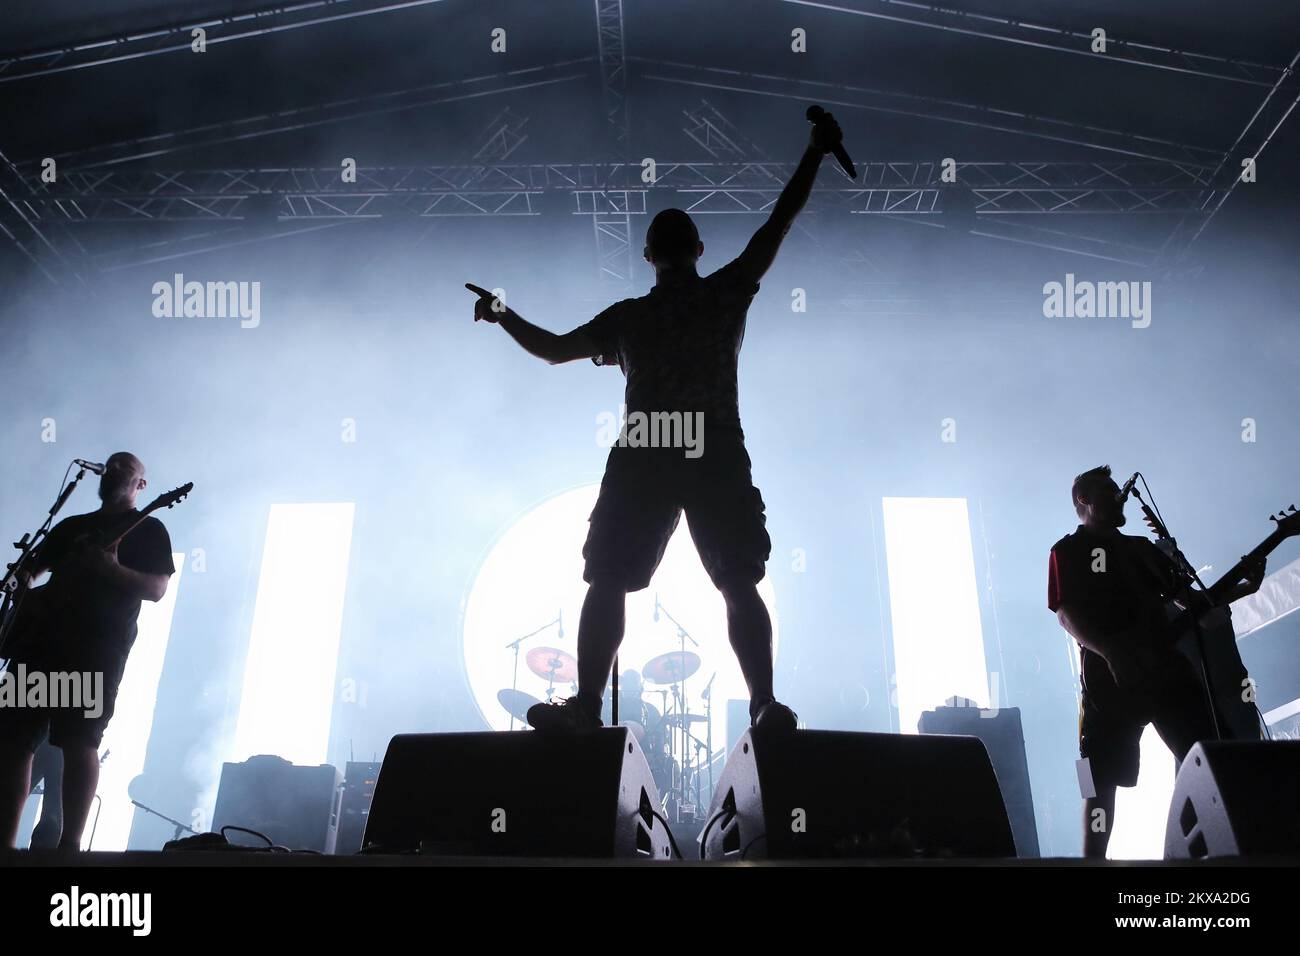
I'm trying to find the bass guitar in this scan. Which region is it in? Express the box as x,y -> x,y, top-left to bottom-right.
0,482 -> 193,662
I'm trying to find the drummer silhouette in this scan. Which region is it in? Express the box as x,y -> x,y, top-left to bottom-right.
468,111 -> 843,733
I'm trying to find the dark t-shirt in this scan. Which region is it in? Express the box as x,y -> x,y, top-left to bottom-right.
575,257 -> 760,433
28,509 -> 175,669
1047,524 -> 1176,702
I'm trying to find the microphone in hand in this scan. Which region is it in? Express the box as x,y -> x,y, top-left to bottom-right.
806,105 -> 856,180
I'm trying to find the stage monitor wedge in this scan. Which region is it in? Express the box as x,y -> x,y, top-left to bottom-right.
701,729 -> 1016,860
363,728 -> 670,859
1165,740 -> 1300,859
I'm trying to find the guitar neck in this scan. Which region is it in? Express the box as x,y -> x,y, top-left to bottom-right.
98,483 -> 192,551
101,509 -> 157,551
1207,528 -> 1286,606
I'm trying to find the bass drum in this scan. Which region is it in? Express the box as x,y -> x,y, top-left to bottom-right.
599,694 -> 660,748
643,715 -> 678,799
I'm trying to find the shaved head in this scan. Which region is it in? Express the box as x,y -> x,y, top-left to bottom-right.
107,451 -> 144,475
644,208 -> 702,266
99,451 -> 148,510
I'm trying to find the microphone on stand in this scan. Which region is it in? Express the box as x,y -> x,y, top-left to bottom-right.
74,459 -> 106,475
1115,472 -> 1139,505
702,671 -> 717,701
652,592 -> 660,623
557,609 -> 564,639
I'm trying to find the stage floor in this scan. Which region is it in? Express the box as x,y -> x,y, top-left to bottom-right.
5,848 -> 1296,867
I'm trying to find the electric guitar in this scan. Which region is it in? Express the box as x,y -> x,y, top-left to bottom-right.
1163,505 -> 1300,740
1076,509 -> 1300,738
0,482 -> 193,661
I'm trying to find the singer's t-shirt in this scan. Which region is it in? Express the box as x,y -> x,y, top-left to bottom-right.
575,257 -> 760,434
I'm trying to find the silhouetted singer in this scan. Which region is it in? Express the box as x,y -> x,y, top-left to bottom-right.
467,112 -> 845,734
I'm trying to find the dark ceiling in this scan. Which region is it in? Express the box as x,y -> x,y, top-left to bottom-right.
3,0 -> 1297,162
1,0 -> 1297,282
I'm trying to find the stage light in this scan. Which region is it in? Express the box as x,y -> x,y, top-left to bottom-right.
82,553 -> 185,851
232,503 -> 355,767
1107,725 -> 1175,860
461,485 -> 779,765
881,497 -> 990,734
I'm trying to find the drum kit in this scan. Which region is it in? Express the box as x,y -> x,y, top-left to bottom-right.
497,636 -> 721,823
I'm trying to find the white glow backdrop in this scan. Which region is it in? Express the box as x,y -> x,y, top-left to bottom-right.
461,485 -> 779,761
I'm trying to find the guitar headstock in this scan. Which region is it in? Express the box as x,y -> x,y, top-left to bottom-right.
1269,504 -> 1300,538
142,482 -> 194,516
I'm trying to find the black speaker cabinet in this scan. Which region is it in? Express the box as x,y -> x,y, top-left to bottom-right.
1165,740 -> 1300,859
363,727 -> 671,859
211,755 -> 342,853
701,729 -> 1015,860
918,704 -> 1039,857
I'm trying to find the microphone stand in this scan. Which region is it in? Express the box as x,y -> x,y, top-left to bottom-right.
655,598 -> 699,822
130,800 -> 200,843
0,465 -> 91,665
503,614 -> 562,731
1131,485 -> 1223,740
701,671 -> 716,806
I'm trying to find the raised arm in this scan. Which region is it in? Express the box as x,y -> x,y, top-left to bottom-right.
465,283 -> 599,365
735,113 -> 842,283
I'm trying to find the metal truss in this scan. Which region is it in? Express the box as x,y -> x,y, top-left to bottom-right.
593,0 -> 635,289
469,107 -> 530,163
0,148 -> 87,283
778,0 -> 1296,88
595,0 -> 631,154
683,100 -> 773,162
88,109 -> 532,272
680,100 -> 817,246
666,160 -> 1220,216
0,0 -> 453,83
1160,47 -> 1300,266
586,192 -> 647,283
12,159 -> 1217,268
637,58 -> 1224,166
13,161 -> 1217,224
3,0 -> 1292,278
6,0 -> 1288,91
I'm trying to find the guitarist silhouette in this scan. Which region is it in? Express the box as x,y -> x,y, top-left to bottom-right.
0,452 -> 178,850
1048,465 -> 1268,858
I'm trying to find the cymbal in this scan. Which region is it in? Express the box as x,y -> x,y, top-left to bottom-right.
642,650 -> 701,685
497,689 -> 541,722
526,646 -> 578,682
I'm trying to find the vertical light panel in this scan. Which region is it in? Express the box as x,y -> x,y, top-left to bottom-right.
1107,725 -> 1176,860
85,553 -> 185,851
232,503 -> 354,767
881,497 -> 990,734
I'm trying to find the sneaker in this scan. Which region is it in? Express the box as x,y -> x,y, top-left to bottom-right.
751,700 -> 799,734
527,696 -> 603,732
